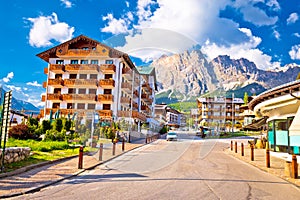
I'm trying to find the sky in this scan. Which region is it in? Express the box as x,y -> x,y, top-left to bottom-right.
0,0 -> 300,108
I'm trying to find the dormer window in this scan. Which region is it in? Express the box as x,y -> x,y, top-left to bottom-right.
71,60 -> 78,64
82,47 -> 89,50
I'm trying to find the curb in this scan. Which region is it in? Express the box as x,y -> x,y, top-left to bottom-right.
0,142 -> 148,199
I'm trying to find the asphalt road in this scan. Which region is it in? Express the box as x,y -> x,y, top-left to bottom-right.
14,134 -> 300,200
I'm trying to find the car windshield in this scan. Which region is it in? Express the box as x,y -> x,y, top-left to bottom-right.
168,132 -> 176,135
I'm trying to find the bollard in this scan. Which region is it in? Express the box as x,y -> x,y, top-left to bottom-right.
145,137 -> 148,144
235,141 -> 237,153
241,143 -> 244,156
99,143 -> 103,161
231,141 -> 233,151
291,154 -> 298,179
122,138 -> 125,152
78,146 -> 84,169
112,142 -> 116,155
251,144 -> 254,161
266,148 -> 270,168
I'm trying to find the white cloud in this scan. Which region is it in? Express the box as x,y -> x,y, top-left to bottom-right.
61,0 -> 73,8
102,0 -> 281,68
287,13 -> 299,25
125,1 -> 130,8
293,33 -> 300,38
1,72 -> 14,83
273,29 -> 280,40
26,81 -> 42,87
5,85 -> 22,92
26,13 -> 75,47
101,13 -> 130,34
289,44 -> 300,60
231,0 -> 278,26
201,28 -> 280,70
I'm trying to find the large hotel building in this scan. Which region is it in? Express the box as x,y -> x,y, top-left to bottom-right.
38,35 -> 156,127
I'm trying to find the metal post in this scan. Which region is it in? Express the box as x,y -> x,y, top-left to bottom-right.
122,137 -> 125,152
291,154 -> 298,179
78,146 -> 84,169
235,141 -> 237,153
251,144 -> 254,161
266,148 -> 270,168
241,143 -> 244,156
231,141 -> 233,151
112,142 -> 116,156
99,143 -> 103,161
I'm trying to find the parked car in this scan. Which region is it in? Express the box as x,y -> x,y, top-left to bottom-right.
166,132 -> 178,141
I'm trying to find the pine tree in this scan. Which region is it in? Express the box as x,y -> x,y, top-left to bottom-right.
243,92 -> 248,105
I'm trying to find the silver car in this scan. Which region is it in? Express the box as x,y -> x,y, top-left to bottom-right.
166,132 -> 178,141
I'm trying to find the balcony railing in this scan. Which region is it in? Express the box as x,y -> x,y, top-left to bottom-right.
65,64 -> 99,73
44,67 -> 48,74
97,110 -> 113,118
98,94 -> 114,103
64,79 -> 98,87
99,79 -> 115,88
47,94 -> 62,101
120,97 -> 131,104
50,64 -> 65,73
117,110 -> 147,122
47,79 -> 64,87
121,82 -> 132,92
62,94 -> 96,101
99,64 -> 116,73
133,90 -> 139,97
133,102 -> 138,109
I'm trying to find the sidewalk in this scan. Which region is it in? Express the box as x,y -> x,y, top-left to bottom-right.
226,140 -> 300,188
0,140 -> 145,198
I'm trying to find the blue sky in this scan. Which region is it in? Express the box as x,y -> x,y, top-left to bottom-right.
0,0 -> 300,107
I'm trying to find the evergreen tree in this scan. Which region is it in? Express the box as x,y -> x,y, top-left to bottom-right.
243,92 -> 248,105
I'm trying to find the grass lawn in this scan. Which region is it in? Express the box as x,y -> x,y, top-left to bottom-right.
1,138 -> 84,173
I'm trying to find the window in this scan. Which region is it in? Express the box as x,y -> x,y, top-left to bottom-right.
56,60 -> 64,64
79,74 -> 87,79
88,104 -> 95,109
105,60 -> 113,64
70,74 -> 77,79
77,103 -> 85,109
68,88 -> 75,93
89,89 -> 96,94
71,60 -> 78,64
53,103 -> 60,109
67,103 -> 74,109
105,74 -> 113,79
55,74 -> 62,79
104,89 -> 112,94
78,89 -> 86,94
81,60 -> 88,64
82,47 -> 89,50
103,104 -> 111,110
91,60 -> 98,64
54,88 -> 61,94
90,74 -> 98,79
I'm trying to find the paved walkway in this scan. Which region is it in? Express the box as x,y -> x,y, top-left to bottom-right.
0,140 -> 145,198
226,139 -> 300,188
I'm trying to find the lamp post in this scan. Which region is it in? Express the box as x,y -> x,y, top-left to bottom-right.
232,93 -> 234,134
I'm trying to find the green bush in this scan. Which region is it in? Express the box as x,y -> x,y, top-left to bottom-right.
44,129 -> 66,141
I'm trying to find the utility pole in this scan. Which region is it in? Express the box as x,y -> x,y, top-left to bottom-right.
232,93 -> 234,134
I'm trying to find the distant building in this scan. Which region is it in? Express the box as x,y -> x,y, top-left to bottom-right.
37,35 -> 156,131
249,80 -> 300,153
154,104 -> 185,128
197,96 -> 244,130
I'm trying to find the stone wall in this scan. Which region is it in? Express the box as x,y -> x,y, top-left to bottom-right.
0,147 -> 31,167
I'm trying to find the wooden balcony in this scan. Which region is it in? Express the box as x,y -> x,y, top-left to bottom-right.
65,64 -> 99,73
133,102 -> 138,109
41,95 -> 46,102
62,94 -> 96,102
64,79 -> 98,88
98,94 -> 114,103
44,67 -> 48,74
117,110 -> 147,122
142,83 -> 153,94
120,97 -> 131,105
49,64 -> 65,73
141,105 -> 147,110
97,110 -> 113,118
47,94 -> 62,101
99,64 -> 116,73
99,79 -> 115,89
122,67 -> 133,81
47,79 -> 64,88
43,108 -> 76,116
43,82 -> 47,88
141,93 -> 152,103
58,49 -> 103,57
121,82 -> 132,93
133,90 -> 139,98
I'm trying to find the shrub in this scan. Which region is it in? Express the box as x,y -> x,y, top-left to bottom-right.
42,120 -> 51,133
8,124 -> 35,139
44,129 -> 66,141
53,118 -> 63,132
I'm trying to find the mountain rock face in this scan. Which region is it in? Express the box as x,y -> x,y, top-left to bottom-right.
152,50 -> 300,103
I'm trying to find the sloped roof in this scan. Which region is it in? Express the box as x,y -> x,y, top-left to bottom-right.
137,65 -> 158,91
36,35 -> 132,65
